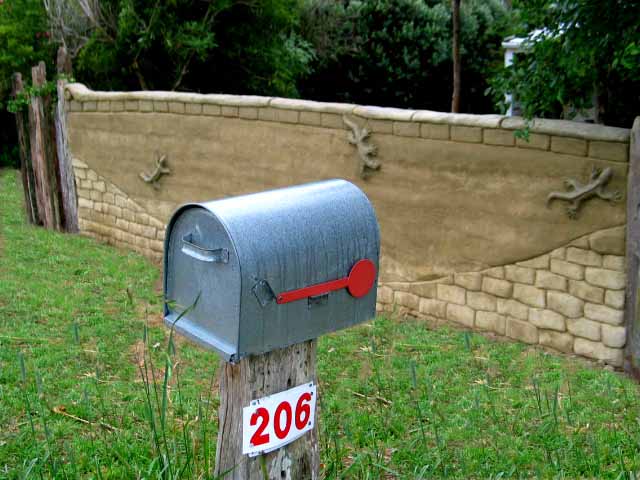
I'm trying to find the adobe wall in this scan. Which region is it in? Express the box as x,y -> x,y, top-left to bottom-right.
65,83 -> 631,366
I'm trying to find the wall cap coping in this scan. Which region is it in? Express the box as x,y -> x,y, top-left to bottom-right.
501,117 -> 629,142
269,97 -> 356,114
353,105 -> 416,121
66,83 -> 630,142
66,83 -> 271,107
412,111 -> 503,128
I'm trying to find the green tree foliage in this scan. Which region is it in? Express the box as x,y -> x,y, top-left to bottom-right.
489,0 -> 640,127
75,0 -> 314,97
0,0 -> 55,167
0,0 -> 55,100
298,0 -> 509,112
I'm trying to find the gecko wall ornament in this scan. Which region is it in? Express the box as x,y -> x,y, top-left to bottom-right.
139,153 -> 170,189
546,166 -> 622,219
343,116 -> 380,179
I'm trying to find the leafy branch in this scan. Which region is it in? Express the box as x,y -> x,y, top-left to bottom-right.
6,74 -> 73,113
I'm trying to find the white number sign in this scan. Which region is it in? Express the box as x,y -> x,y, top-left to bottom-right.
242,382 -> 317,456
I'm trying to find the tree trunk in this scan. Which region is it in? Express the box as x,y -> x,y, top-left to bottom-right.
55,46 -> 79,233
215,340 -> 320,479
451,0 -> 461,113
12,73 -> 39,224
29,62 -> 59,229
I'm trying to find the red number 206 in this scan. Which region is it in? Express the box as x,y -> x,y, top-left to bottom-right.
249,392 -> 313,447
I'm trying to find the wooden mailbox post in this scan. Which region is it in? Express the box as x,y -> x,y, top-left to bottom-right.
215,341 -> 320,479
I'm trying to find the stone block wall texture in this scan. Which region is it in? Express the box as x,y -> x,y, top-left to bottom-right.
65,83 -> 632,366
73,158 -> 165,262
377,226 -> 627,366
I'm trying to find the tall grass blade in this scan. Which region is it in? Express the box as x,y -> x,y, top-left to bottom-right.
72,322 -> 80,344
161,355 -> 172,432
94,456 -> 104,480
410,360 -> 417,389
21,457 -> 38,480
18,351 -> 26,383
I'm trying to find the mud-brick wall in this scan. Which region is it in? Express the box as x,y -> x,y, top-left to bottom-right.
64,83 -> 632,366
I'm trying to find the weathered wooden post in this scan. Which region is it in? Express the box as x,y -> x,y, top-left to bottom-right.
162,180 -> 380,479
215,341 -> 320,478
28,61 -> 61,230
11,73 -> 39,224
625,117 -> 640,377
54,46 -> 79,233
450,0 -> 461,113
12,55 -> 75,231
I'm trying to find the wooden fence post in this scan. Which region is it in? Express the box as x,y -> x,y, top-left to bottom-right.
28,61 -> 60,230
625,117 -> 640,377
214,340 -> 320,479
11,73 -> 39,224
55,46 -> 79,233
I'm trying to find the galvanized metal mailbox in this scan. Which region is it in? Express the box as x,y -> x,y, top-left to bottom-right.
163,179 -> 380,362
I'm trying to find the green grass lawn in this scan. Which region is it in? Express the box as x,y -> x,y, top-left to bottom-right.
1,168 -> 640,479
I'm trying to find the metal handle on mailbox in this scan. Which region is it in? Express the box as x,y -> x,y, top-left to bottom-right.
181,233 -> 229,263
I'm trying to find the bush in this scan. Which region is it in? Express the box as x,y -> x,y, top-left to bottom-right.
488,0 -> 640,128
75,0 -> 314,97
298,0 -> 510,112
0,0 -> 54,100
0,135 -> 19,169
0,0 -> 55,168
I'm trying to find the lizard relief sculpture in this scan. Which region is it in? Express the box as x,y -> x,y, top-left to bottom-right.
546,166 -> 622,219
139,153 -> 170,189
343,115 -> 381,179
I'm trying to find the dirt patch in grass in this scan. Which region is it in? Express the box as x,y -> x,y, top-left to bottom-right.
140,308 -> 165,328
154,275 -> 163,295
129,333 -> 195,388
129,339 -> 174,387
130,340 -> 146,372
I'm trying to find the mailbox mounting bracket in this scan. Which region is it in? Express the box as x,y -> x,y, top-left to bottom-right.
252,279 -> 276,307
308,294 -> 329,309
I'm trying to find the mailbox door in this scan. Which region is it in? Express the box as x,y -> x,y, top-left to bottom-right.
165,207 -> 240,360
